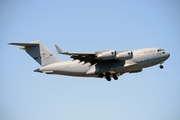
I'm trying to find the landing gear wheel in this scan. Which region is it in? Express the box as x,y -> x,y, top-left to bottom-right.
160,65 -> 164,69
105,76 -> 111,81
104,72 -> 111,81
113,75 -> 118,80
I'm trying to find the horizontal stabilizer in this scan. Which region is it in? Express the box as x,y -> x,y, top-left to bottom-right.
8,43 -> 38,47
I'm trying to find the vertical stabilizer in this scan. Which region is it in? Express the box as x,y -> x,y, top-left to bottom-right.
9,40 -> 61,66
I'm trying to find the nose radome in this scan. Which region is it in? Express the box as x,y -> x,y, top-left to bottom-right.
166,52 -> 170,59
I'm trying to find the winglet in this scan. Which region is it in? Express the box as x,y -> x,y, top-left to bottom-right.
55,44 -> 63,54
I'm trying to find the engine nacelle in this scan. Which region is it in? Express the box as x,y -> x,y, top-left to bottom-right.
97,50 -> 116,60
129,69 -> 142,73
116,51 -> 133,60
97,50 -> 133,60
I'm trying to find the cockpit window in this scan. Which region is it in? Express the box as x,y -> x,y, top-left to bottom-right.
157,48 -> 165,52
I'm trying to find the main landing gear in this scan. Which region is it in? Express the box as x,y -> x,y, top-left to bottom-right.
98,72 -> 119,81
105,75 -> 118,81
105,72 -> 118,81
105,72 -> 111,81
105,76 -> 111,81
113,75 -> 118,80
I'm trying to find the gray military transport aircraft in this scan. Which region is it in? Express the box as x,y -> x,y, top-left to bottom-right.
9,40 -> 170,81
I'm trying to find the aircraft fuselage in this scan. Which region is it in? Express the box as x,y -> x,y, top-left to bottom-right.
38,48 -> 170,78
9,40 -> 170,81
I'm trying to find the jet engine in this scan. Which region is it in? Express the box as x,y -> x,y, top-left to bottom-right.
116,51 -> 133,60
97,50 -> 116,60
97,50 -> 133,60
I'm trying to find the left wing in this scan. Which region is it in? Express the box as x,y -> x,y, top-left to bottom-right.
55,45 -> 99,65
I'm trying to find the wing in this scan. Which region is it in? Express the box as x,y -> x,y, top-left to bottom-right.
55,45 -> 99,65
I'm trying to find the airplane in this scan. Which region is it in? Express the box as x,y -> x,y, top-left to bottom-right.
9,40 -> 170,81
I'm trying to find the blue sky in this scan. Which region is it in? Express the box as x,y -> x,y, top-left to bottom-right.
1,0 -> 180,120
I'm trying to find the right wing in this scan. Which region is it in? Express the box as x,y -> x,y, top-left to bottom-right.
55,45 -> 132,65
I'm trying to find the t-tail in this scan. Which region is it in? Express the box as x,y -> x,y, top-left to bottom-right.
9,40 -> 61,66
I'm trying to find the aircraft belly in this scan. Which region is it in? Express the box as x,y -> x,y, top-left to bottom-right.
40,60 -> 92,76
86,60 -> 127,74
136,58 -> 162,68
39,54 -> 165,77
60,64 -> 91,75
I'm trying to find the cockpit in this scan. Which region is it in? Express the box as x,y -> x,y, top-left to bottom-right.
157,48 -> 165,52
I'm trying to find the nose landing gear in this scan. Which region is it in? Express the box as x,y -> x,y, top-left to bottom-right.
159,64 -> 164,69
